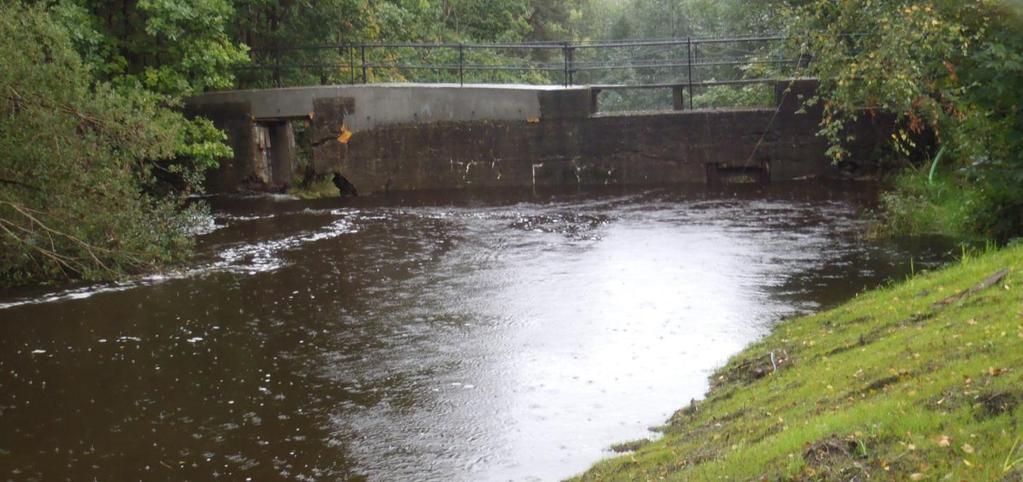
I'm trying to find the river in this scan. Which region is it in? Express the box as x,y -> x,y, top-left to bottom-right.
0,183 -> 954,481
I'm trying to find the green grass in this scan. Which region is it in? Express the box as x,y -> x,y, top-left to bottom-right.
871,170 -> 981,240
576,244 -> 1023,481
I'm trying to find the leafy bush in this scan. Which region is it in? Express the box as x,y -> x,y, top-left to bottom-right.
0,3 -> 223,286
692,84 -> 774,109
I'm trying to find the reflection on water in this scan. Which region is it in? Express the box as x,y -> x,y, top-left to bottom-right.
0,183 -> 954,481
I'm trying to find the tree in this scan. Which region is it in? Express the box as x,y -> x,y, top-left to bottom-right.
232,0 -> 367,86
0,3 -> 224,285
52,0 -> 248,97
793,0 -> 1023,241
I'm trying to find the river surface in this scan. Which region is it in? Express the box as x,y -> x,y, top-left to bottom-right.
0,183 -> 954,481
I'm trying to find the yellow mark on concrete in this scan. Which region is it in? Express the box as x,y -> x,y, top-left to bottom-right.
527,117 -> 540,124
337,124 -> 353,144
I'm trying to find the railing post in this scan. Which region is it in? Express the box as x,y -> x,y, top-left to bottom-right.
348,45 -> 355,84
360,45 -> 368,84
562,42 -> 570,87
273,46 -> 282,87
567,44 -> 575,86
686,37 -> 694,110
459,43 -> 465,86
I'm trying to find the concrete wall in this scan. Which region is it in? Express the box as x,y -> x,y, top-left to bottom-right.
186,80 -> 890,194
322,104 -> 831,193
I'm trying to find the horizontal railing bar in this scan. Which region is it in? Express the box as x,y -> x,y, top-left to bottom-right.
244,34 -> 797,54
576,36 -> 789,49
572,59 -> 797,71
230,33 -> 831,89
572,58 -> 797,69
242,32 -> 873,56
234,63 -> 566,72
591,78 -> 788,89
364,63 -> 565,71
237,57 -> 798,73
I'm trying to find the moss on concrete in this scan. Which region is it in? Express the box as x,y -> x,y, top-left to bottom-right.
288,178 -> 338,200
577,244 -> 1023,481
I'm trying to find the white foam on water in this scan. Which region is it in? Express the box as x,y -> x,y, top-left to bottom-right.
0,217 -> 357,310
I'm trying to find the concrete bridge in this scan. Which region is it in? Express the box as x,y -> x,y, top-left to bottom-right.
185,80 -> 888,194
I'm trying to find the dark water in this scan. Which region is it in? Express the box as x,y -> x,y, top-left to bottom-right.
0,183 -> 955,481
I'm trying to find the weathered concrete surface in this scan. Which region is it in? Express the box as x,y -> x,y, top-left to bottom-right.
310,97 -> 354,175
185,84 -> 591,192
187,84 -> 582,130
183,101 -> 300,191
311,79 -> 888,194
267,121 -> 297,188
325,106 -> 831,193
187,80 -> 891,194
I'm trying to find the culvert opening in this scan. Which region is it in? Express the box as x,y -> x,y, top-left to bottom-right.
332,173 -> 359,197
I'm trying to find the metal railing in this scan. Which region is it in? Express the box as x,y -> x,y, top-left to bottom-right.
236,35 -> 805,109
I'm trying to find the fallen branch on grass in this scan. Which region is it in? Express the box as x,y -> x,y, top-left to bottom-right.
932,268 -> 1009,309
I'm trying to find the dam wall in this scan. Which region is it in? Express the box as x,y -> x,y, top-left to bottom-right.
186,80 -> 890,193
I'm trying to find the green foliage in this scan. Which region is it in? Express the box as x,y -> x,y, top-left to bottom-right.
49,0 -> 245,186
692,84 -> 774,109
878,168 -> 1023,244
579,243 -> 1023,480
595,0 -> 788,40
172,117 -> 235,189
794,0 -> 1023,241
50,0 -> 245,194
795,1 -> 972,160
0,3 -> 218,286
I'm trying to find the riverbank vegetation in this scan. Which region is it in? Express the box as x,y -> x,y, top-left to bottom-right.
578,243 -> 1023,480
795,1 -> 1023,243
0,3 -> 232,286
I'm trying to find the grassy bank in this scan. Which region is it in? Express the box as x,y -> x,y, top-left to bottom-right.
578,245 -> 1023,481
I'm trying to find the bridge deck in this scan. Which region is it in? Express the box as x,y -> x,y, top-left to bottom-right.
187,83 -> 590,128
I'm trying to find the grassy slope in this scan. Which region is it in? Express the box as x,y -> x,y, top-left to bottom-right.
577,245 -> 1023,481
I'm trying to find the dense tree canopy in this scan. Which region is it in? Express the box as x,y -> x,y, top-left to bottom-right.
54,0 -> 248,97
